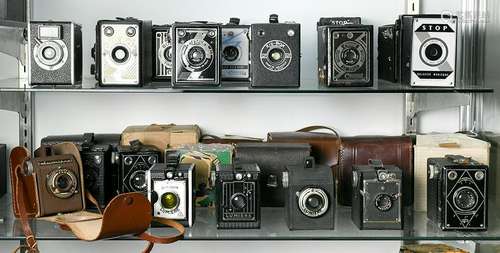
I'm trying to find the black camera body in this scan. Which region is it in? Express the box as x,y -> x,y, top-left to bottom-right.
216,163 -> 261,229
148,151 -> 196,227
29,21 -> 82,86
172,22 -> 221,87
283,157 -> 335,230
317,18 -> 373,87
41,133 -> 120,208
152,25 -> 173,82
114,141 -> 161,194
251,14 -> 300,87
352,160 -> 403,230
378,24 -> 400,83
93,17 -> 152,87
427,155 -> 488,231
221,18 -> 251,82
0,144 -> 6,198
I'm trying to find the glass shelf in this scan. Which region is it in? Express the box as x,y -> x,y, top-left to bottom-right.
0,78 -> 494,94
0,195 -> 499,241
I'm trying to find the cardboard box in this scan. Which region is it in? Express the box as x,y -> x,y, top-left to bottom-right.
180,151 -> 219,207
176,143 -> 233,165
414,134 -> 490,211
121,124 -> 201,154
400,244 -> 469,253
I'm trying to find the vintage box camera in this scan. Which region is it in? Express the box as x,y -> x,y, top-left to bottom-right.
41,133 -> 120,208
0,144 -> 6,197
251,14 -> 301,87
283,157 -> 335,230
113,141 -> 161,194
317,18 -> 373,87
29,21 -> 82,86
153,25 -> 173,82
351,160 -> 403,230
427,155 -> 488,231
216,163 -> 261,229
172,22 -> 221,87
93,17 -> 152,87
378,24 -> 400,83
221,18 -> 251,81
148,151 -> 196,227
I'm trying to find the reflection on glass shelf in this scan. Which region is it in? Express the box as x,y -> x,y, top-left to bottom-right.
0,78 -> 494,94
0,196 -> 499,241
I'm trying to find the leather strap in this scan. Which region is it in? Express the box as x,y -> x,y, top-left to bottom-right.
138,217 -> 185,253
297,126 -> 341,140
85,191 -> 103,215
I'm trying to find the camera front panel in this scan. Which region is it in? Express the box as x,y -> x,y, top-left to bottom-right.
81,147 -> 113,208
120,153 -> 158,194
222,26 -> 250,81
221,181 -> 257,222
152,179 -> 188,220
362,178 -> 402,228
153,26 -> 173,80
173,25 -> 221,86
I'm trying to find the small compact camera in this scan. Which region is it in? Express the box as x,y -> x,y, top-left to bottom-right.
93,17 -> 152,87
351,160 -> 403,230
427,155 -> 488,231
148,151 -> 196,227
216,163 -> 261,229
29,21 -> 82,86
317,18 -> 373,87
29,147 -> 85,217
153,25 -> 173,81
113,141 -> 161,194
283,157 -> 335,230
172,22 -> 221,87
251,14 -> 301,87
221,18 -> 251,81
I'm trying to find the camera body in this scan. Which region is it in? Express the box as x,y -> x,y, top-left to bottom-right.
172,22 -> 221,87
148,151 -> 195,227
251,14 -> 300,87
378,24 -> 400,83
29,21 -> 82,86
352,160 -> 403,230
216,163 -> 261,229
317,19 -> 373,87
153,25 -> 173,81
427,155 -> 488,231
283,157 -> 335,230
94,18 -> 152,87
221,18 -> 251,81
32,153 -> 85,217
114,142 -> 161,194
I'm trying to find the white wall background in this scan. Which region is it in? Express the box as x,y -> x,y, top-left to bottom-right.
0,0 -> 469,252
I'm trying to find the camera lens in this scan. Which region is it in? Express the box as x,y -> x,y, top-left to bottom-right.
187,46 -> 206,65
375,194 -> 393,211
56,174 -> 70,191
129,171 -> 147,192
111,46 -> 129,64
341,48 -> 360,66
223,46 -> 239,62
161,192 -> 179,210
425,43 -> 443,61
47,169 -> 78,199
230,193 -> 247,210
305,194 -> 324,212
453,187 -> 478,211
42,46 -> 57,60
163,46 -> 173,62
298,188 -> 329,218
268,48 -> 285,63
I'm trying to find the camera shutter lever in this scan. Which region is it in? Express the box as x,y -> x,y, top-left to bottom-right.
269,14 -> 279,24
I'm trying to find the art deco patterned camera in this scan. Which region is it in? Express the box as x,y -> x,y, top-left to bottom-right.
148,151 -> 195,227
153,25 -> 173,81
283,157 -> 335,230
29,21 -> 82,86
221,18 -> 251,81
251,14 -> 300,87
172,22 -> 221,87
93,17 -> 152,87
216,163 -> 261,229
427,155 -> 488,231
351,160 -> 403,230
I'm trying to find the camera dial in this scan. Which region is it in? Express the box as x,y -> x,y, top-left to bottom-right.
230,193 -> 247,210
260,40 -> 293,72
47,168 -> 78,199
335,40 -> 366,73
161,192 -> 180,211
375,194 -> 393,212
453,186 -> 478,212
298,188 -> 329,218
181,39 -> 214,72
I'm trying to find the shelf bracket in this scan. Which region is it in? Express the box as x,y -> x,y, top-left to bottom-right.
0,91 -> 34,150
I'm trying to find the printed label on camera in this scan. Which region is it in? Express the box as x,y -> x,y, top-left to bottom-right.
414,71 -> 453,79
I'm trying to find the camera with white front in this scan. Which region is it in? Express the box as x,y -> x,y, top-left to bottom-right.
221,18 -> 251,81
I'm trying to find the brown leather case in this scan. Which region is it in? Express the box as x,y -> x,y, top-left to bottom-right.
337,136 -> 413,206
10,147 -> 37,218
200,134 -> 264,144
267,126 -> 341,167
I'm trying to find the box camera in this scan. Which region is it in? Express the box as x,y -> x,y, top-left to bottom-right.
29,21 -> 82,86
352,160 -> 403,230
378,24 -> 400,83
251,14 -> 301,87
93,17 -> 152,87
153,25 -> 173,81
283,157 -> 335,230
216,163 -> 261,229
427,155 -> 488,231
113,141 -> 161,194
222,18 -> 251,81
172,22 -> 221,87
317,19 -> 373,87
41,133 -> 120,208
148,151 -> 195,227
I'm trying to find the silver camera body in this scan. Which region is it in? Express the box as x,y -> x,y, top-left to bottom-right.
153,25 -> 173,81
222,18 -> 251,81
29,21 -> 82,86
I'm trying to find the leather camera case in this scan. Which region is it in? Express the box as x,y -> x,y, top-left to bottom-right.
337,136 -> 413,206
234,143 -> 311,207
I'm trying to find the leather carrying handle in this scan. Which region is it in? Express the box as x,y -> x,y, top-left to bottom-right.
297,126 -> 341,140
138,218 -> 185,253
